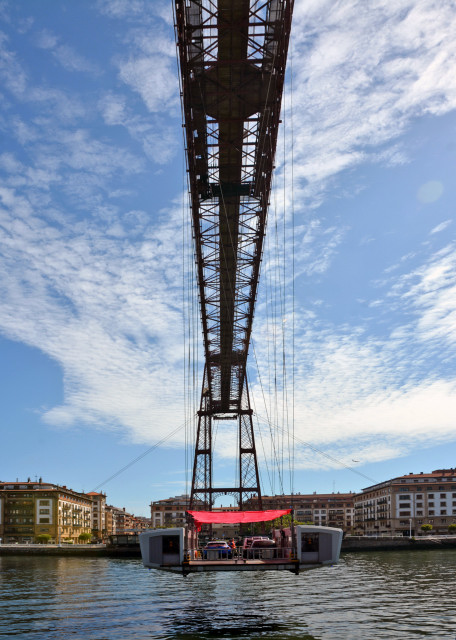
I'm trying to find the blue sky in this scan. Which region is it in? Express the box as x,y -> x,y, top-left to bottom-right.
1,0 -> 456,517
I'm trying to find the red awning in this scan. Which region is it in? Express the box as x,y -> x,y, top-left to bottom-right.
187,509 -> 291,529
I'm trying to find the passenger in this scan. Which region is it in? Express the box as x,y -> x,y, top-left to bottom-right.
229,538 -> 236,550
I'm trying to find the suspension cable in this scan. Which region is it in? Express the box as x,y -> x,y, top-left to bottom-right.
255,412 -> 378,485
92,420 -> 189,491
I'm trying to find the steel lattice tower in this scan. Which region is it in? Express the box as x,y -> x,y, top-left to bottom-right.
175,0 -> 294,510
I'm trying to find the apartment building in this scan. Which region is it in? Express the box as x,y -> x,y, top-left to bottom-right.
113,507 -> 136,533
150,495 -> 239,537
246,493 -> 355,532
133,516 -> 152,531
105,504 -> 120,535
86,491 -> 106,540
151,495 -> 190,528
354,469 -> 456,536
0,480 -> 93,544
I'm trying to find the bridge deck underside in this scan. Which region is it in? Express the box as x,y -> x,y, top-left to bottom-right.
176,0 -> 293,414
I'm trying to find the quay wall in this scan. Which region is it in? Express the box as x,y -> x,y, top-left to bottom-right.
0,544 -> 140,558
342,536 -> 456,552
3,537 -> 456,557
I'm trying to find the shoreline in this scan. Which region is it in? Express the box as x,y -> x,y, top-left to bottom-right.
342,535 -> 456,552
2,536 -> 456,557
0,544 -> 140,558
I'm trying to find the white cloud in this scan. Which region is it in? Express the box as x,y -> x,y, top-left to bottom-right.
248,236 -> 456,471
430,220 -> 451,235
118,55 -> 178,113
0,30 -> 28,95
97,0 -> 149,19
0,184 -> 192,443
402,246 -> 456,345
280,0 -> 456,203
36,30 -> 101,75
99,93 -> 179,163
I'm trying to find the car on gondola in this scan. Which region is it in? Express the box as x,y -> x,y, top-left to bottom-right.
203,540 -> 233,559
243,537 -> 277,559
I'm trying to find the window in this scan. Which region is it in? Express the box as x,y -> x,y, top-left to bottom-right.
440,493 -> 446,498
429,502 -> 434,507
429,511 -> 434,516
39,518 -> 50,523
39,509 -> 50,514
428,493 -> 434,498
441,519 -> 447,523
399,495 -> 411,500
416,494 -> 423,498
441,510 -> 447,515
417,511 -> 423,516
40,500 -> 50,506
416,503 -> 423,507
399,511 -> 411,516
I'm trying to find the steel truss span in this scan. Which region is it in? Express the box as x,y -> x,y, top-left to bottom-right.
175,0 -> 293,509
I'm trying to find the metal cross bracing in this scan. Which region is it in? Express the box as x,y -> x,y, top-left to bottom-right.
175,0 -> 293,510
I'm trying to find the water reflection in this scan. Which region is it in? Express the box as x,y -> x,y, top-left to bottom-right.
1,551 -> 456,639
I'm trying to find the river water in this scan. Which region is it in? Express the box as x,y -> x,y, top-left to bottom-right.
1,550 -> 456,639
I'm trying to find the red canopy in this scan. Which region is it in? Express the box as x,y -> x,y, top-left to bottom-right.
187,509 -> 291,529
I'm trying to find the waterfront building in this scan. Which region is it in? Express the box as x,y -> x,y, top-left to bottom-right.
105,504 -> 124,534
133,515 -> 152,531
105,504 -> 116,535
113,507 -> 136,533
0,480 -> 93,544
86,491 -> 107,541
149,492 -> 354,535
150,495 -> 191,529
246,493 -> 355,533
104,505 -> 149,535
150,495 -> 239,537
354,469 -> 456,536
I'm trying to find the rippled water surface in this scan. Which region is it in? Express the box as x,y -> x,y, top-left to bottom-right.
1,550 -> 456,639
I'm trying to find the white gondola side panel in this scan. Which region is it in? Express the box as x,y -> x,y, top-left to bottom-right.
139,528 -> 185,569
296,525 -> 343,566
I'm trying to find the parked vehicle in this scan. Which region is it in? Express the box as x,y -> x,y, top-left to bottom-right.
242,536 -> 270,550
243,537 -> 276,558
203,540 -> 232,559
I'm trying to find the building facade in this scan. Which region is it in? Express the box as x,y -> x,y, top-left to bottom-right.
354,469 -> 456,536
150,495 -> 190,529
86,492 -> 106,540
246,493 -> 355,532
0,481 -> 93,544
